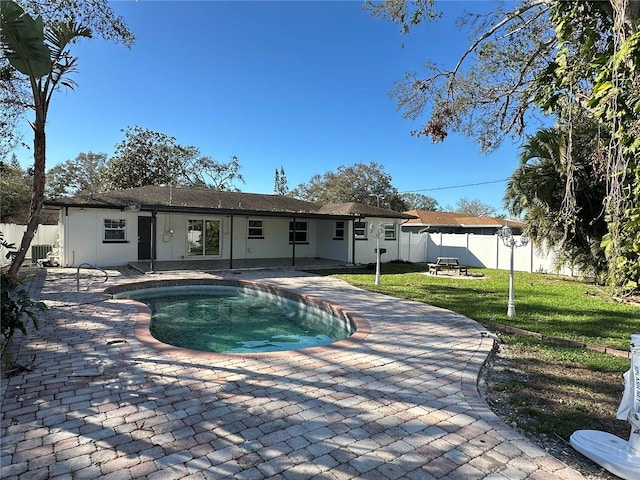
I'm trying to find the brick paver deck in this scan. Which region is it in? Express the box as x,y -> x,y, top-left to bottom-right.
0,267 -> 587,479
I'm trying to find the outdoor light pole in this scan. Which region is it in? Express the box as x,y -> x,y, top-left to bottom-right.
370,222 -> 384,285
497,225 -> 529,317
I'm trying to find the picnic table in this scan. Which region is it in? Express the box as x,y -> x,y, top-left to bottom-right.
427,257 -> 468,276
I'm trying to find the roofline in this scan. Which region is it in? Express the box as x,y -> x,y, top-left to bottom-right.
48,203 -> 363,220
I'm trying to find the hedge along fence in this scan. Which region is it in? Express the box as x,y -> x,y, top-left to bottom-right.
400,231 -> 578,276
0,224 -> 59,267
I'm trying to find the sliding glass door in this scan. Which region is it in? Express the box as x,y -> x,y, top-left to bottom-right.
187,219 -> 220,256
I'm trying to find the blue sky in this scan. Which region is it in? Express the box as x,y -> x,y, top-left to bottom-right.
16,0 -> 529,214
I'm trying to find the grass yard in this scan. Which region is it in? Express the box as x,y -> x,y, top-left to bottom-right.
309,262 -> 639,463
312,262 -> 639,351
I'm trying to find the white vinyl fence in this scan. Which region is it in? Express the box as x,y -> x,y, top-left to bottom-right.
400,231 -> 576,276
1,223 -> 577,276
0,223 -> 59,267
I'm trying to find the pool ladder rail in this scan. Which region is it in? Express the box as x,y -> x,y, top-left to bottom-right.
76,263 -> 109,291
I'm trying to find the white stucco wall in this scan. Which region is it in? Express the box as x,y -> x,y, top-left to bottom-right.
60,207 -> 142,267
353,218 -> 402,265
314,218 -> 350,262
57,208 -> 405,268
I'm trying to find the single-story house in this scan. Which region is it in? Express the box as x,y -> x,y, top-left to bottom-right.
402,210 -> 524,235
45,186 -> 416,271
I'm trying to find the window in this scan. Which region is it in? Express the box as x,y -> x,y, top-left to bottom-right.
289,221 -> 308,243
103,219 -> 126,242
334,221 -> 345,240
384,223 -> 396,240
354,221 -> 367,239
248,219 -> 264,238
188,219 -> 220,256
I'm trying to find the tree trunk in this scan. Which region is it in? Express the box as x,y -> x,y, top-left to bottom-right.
6,92 -> 46,281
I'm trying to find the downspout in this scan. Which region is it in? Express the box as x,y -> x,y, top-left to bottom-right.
150,211 -> 157,273
63,207 -> 68,267
291,217 -> 296,267
229,214 -> 234,269
399,218 -> 411,262
396,221 -> 401,260
351,218 -> 356,265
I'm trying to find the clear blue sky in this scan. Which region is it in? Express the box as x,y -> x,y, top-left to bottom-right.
16,0 -> 529,214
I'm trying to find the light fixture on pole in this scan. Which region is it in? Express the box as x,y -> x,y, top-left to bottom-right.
497,225 -> 529,317
370,222 -> 384,285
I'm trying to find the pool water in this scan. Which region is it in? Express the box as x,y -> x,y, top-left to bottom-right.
122,285 -> 353,353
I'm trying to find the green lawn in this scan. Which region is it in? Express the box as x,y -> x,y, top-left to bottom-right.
310,263 -> 639,351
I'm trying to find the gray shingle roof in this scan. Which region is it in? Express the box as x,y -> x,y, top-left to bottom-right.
47,186 -> 415,219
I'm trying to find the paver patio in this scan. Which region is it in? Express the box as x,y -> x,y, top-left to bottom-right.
0,267 -> 587,479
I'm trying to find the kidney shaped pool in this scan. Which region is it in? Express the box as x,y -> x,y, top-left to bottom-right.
109,279 -> 357,354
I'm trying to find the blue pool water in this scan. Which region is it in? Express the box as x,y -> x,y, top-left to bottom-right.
118,284 -> 353,353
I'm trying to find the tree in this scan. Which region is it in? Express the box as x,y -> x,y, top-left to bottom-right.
1,0 -> 133,162
0,154 -> 32,222
450,198 -> 497,217
505,124 -> 609,280
274,166 -> 289,196
368,0 -> 640,293
101,126 -> 243,191
1,0 -> 92,279
291,162 -> 408,211
101,126 -> 199,190
46,151 -> 107,198
401,192 -> 439,211
187,155 -> 244,191
367,0 -> 556,151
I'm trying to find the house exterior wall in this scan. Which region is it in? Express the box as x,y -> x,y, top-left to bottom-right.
315,219 -> 351,262
60,208 -> 143,267
352,218 -> 403,265
56,208 -> 366,267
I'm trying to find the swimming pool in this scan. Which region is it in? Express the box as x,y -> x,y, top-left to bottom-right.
109,279 -> 357,354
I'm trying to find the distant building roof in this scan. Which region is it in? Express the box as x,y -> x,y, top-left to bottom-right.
403,209 -> 524,229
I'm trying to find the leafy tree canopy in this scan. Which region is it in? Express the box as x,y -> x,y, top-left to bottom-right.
1,0 -> 134,161
368,0 -> 639,293
101,126 -> 243,191
46,151 -> 107,198
401,192 -> 439,211
0,155 -> 32,223
101,126 -> 199,190
291,162 -> 407,211
187,154 -> 244,192
449,198 -> 497,218
1,0 -> 92,279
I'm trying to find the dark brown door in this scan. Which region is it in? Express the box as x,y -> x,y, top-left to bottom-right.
138,217 -> 152,260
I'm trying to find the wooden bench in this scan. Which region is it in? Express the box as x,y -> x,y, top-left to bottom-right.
427,257 -> 468,276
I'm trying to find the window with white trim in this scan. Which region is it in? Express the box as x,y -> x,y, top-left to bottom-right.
289,221 -> 308,243
103,219 -> 126,242
354,220 -> 367,239
383,223 -> 396,240
248,219 -> 264,239
334,221 -> 345,240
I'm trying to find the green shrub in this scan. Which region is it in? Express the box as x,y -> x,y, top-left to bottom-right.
1,233 -> 46,365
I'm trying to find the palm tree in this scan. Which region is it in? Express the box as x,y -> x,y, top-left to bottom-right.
505,123 -> 608,280
1,1 -> 92,279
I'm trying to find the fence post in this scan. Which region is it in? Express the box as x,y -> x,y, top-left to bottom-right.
465,233 -> 470,266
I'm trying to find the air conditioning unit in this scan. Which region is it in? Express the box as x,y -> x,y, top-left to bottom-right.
31,245 -> 52,264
